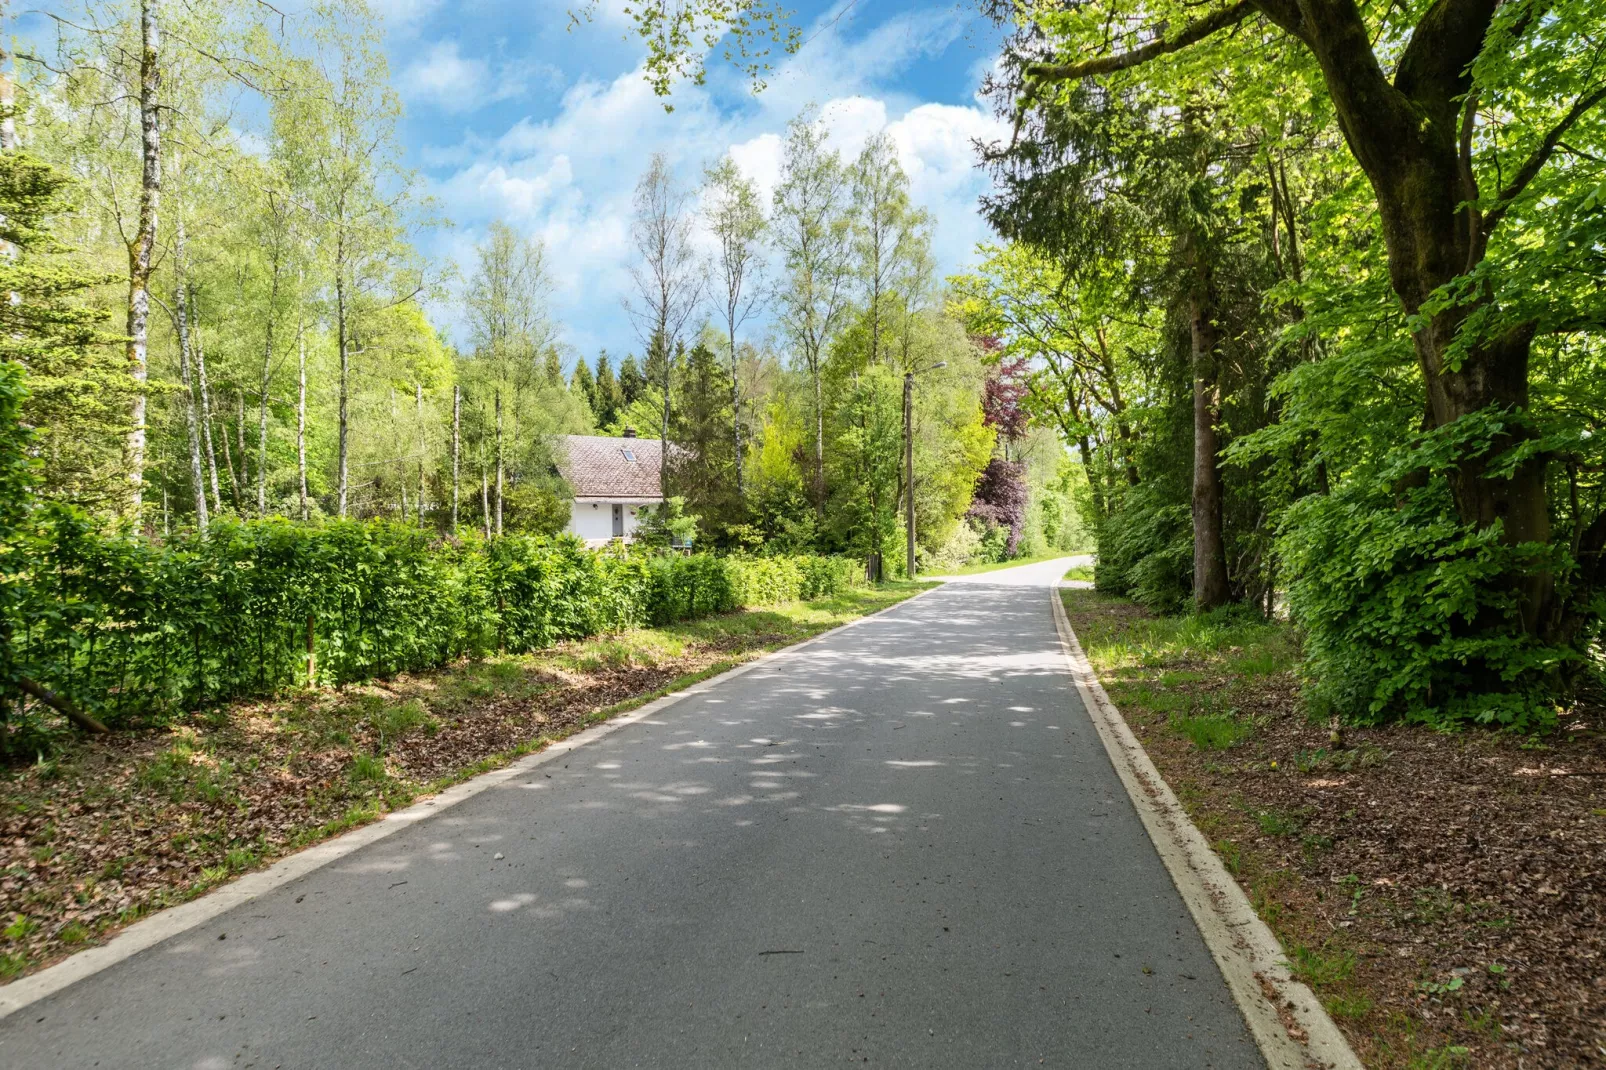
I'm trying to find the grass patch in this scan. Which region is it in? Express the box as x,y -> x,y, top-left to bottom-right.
1287,941 -> 1357,989
1173,712 -> 1253,750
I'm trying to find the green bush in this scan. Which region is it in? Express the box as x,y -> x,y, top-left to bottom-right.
3,510 -> 865,730
1280,476 -> 1576,729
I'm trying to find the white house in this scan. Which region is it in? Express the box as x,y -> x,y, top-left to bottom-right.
556,431 -> 663,545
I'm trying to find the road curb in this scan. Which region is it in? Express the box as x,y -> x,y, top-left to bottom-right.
0,583 -> 943,1021
1049,582 -> 1364,1070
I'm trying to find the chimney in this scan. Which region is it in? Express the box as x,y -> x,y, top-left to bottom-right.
622,427 -> 637,438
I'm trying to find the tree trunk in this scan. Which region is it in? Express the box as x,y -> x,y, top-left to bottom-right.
451,385 -> 460,529
297,292 -> 308,521
729,325 -> 743,502
335,251 -> 350,518
192,293 -> 222,514
172,156 -> 207,530
481,462 -> 491,540
493,387 -> 503,535
415,382 -> 426,524
236,391 -> 249,500
1190,290 -> 1229,612
1293,0 -> 1555,633
258,235 -> 281,518
217,394 -> 241,513
124,0 -> 161,516
812,357 -> 825,515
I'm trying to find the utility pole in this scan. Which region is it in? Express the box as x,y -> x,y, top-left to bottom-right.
904,371 -> 915,580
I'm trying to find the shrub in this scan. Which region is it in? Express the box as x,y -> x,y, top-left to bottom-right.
1280,476 -> 1575,729
3,511 -> 860,730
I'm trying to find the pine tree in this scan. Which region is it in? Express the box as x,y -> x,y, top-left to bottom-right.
618,354 -> 646,406
667,341 -> 738,535
570,357 -> 596,414
593,351 -> 621,428
0,152 -> 127,507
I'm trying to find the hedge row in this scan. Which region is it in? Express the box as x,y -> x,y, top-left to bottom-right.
4,510 -> 860,728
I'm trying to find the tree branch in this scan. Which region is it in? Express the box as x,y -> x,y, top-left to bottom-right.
1394,0 -> 1500,118
1482,83 -> 1606,237
16,676 -> 109,734
1024,1 -> 1256,82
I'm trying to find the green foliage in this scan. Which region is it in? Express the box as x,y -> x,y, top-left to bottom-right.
1279,473 -> 1576,730
1,510 -> 861,731
0,151 -> 126,509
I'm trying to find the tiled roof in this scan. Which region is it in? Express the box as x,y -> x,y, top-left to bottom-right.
557,435 -> 663,500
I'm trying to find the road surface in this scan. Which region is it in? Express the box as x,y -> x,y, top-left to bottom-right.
1,557 -> 1261,1069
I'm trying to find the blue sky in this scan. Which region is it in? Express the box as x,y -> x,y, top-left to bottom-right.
374,0 -> 1009,362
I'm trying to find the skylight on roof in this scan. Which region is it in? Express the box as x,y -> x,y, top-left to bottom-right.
621,448 -> 636,462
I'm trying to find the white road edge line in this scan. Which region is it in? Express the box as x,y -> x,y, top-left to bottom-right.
0,583 -> 945,1021
1050,581 -> 1363,1070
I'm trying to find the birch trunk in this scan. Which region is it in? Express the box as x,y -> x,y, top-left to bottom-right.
493,388 -> 504,536
297,285 -> 309,521
258,216 -> 282,517
192,294 -> 222,513
172,156 -> 207,529
335,234 -> 350,517
124,0 -> 161,515
450,385 -> 460,529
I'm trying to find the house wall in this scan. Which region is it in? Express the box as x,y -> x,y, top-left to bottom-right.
565,500 -> 654,544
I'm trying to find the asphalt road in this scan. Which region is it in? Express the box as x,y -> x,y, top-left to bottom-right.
1,558 -> 1261,1069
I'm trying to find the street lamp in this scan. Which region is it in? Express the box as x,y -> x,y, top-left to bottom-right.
904,360 -> 947,580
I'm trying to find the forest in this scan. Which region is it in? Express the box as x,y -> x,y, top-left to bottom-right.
948,0 -> 1605,730
0,0 -> 1083,741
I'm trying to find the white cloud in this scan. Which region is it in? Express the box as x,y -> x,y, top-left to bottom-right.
416,5 -> 1002,357
401,41 -> 561,115
370,0 -> 444,33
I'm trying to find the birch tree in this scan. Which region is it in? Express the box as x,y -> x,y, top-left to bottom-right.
702,156 -> 765,502
772,114 -> 852,511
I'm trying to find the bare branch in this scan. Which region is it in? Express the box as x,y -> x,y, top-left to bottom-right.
1023,2 -> 1255,83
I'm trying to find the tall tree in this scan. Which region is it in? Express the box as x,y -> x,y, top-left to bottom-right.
702,155 -> 765,502
124,0 -> 161,516
626,152 -> 702,468
1007,0 -> 1606,663
463,220 -> 556,530
848,134 -> 928,367
772,113 -> 853,512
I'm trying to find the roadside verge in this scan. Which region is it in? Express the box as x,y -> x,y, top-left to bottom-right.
1050,581 -> 1364,1070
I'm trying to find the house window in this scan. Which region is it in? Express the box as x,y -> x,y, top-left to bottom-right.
621,448 -> 636,462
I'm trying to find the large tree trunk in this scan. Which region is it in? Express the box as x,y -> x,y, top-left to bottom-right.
124,0 -> 161,516
1287,0 -> 1555,634
1190,289 -> 1230,612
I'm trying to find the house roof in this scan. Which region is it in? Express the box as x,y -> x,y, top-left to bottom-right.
557,435 -> 663,501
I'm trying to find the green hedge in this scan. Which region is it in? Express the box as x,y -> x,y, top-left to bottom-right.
4,511 -> 861,728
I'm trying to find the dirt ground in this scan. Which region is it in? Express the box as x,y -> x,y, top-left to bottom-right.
1063,588 -> 1606,1070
